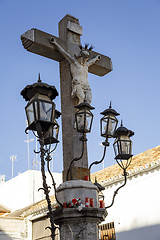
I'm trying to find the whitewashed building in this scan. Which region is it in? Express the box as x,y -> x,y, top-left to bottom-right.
0,146 -> 160,239
92,145 -> 160,240
0,170 -> 62,240
0,170 -> 62,212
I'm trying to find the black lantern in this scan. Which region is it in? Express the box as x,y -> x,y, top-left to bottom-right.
75,102 -> 95,133
44,110 -> 61,145
113,121 -> 134,169
100,102 -> 119,139
21,75 -> 58,135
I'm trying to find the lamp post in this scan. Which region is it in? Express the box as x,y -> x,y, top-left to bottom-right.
113,120 -> 134,167
21,76 -> 134,239
106,120 -> 134,209
66,102 -> 95,181
21,74 -> 61,239
89,103 -> 120,172
20,15 -> 135,240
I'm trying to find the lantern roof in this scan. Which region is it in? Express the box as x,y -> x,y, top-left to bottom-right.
74,102 -> 95,110
115,121 -> 134,137
100,102 -> 120,116
21,74 -> 58,101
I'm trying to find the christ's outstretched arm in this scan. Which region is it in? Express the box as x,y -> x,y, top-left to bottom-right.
87,55 -> 101,67
50,37 -> 75,64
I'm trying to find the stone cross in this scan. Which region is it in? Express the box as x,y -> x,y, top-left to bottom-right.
21,14 -> 112,181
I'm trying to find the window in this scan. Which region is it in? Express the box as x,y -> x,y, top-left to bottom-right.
100,222 -> 116,240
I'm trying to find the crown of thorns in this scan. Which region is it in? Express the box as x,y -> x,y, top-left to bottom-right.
79,44 -> 94,52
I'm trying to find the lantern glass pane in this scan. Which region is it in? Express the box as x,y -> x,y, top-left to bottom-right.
76,111 -> 84,132
119,135 -> 131,155
34,101 -> 38,120
86,112 -> 92,132
47,124 -> 59,140
39,102 -> 53,122
26,103 -> 34,125
75,109 -> 93,133
44,123 -> 59,145
102,115 -> 117,137
113,139 -> 119,157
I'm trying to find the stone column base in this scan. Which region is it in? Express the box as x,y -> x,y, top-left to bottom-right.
56,180 -> 99,208
53,208 -> 107,240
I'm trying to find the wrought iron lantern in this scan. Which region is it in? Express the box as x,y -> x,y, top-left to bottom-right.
21,75 -> 62,240
104,121 -> 134,209
100,102 -> 119,140
113,121 -> 134,170
75,102 -> 95,134
21,75 -> 58,136
44,110 -> 61,145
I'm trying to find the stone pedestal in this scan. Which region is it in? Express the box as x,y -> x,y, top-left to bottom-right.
57,180 -> 99,207
55,180 -> 107,239
54,208 -> 107,240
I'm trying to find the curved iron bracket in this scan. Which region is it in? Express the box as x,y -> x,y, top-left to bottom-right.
105,169 -> 128,209
89,145 -> 107,178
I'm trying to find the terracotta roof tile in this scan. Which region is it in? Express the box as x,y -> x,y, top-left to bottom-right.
26,195 -> 56,213
7,146 -> 160,217
91,145 -> 160,183
28,146 -> 160,214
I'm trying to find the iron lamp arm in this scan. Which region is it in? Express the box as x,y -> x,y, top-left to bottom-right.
105,169 -> 127,209
89,145 -> 107,172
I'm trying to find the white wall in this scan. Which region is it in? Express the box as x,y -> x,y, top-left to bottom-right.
0,170 -> 62,212
0,217 -> 26,240
102,165 -> 160,240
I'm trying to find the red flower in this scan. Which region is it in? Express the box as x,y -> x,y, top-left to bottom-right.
72,198 -> 77,205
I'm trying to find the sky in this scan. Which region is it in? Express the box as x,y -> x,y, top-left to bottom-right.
0,0 -> 160,180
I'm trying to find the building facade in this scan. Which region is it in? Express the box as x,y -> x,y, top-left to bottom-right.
0,146 -> 160,239
92,145 -> 160,240
0,170 -> 62,212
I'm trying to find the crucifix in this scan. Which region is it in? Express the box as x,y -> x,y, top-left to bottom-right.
21,14 -> 112,181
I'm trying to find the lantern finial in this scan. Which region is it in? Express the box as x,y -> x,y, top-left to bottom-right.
38,73 -> 42,83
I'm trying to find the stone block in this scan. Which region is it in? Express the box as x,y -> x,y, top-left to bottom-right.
57,180 -> 99,207
53,208 -> 107,240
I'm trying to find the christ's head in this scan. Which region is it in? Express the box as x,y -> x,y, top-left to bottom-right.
75,44 -> 94,63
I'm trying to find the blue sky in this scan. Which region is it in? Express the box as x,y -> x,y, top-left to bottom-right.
0,0 -> 160,180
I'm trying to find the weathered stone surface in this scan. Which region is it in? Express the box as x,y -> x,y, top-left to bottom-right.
57,180 -> 99,207
21,29 -> 112,76
53,208 -> 107,240
21,14 -> 112,182
63,167 -> 90,181
58,15 -> 90,181
21,14 -> 111,240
